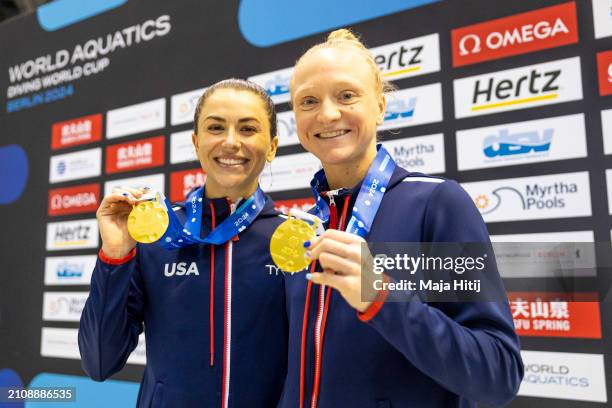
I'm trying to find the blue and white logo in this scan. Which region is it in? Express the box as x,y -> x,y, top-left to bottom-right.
384,97 -> 416,121
265,74 -> 290,97
457,114 -> 587,171
57,160 -> 67,175
45,255 -> 96,285
248,67 -> 294,104
483,128 -> 552,158
56,261 -> 84,279
378,83 -> 443,131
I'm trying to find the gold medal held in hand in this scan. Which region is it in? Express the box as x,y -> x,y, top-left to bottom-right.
270,210 -> 321,273
127,194 -> 169,244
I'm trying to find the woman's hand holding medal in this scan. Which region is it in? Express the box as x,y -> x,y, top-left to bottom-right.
97,187 -> 145,259
305,229 -> 379,313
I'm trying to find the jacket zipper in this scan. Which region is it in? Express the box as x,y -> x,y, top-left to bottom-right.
311,284 -> 326,408
309,193 -> 352,408
310,193 -> 338,408
209,202 -> 216,367
326,192 -> 338,230
221,201 -> 237,408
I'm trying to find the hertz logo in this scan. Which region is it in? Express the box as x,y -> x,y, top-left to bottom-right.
471,69 -> 560,111
370,33 -> 440,81
454,57 -> 582,118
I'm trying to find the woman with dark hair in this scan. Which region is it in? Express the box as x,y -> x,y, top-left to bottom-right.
79,79 -> 287,408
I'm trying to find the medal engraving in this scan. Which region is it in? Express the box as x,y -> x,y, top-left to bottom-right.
270,218 -> 316,273
127,200 -> 169,244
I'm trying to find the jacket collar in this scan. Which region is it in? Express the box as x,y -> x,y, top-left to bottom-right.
313,165 -> 413,199
172,186 -> 279,235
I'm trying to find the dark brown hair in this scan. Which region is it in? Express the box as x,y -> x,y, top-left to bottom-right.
193,78 -> 277,138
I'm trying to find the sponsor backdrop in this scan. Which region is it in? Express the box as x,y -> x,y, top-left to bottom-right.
0,0 -> 611,405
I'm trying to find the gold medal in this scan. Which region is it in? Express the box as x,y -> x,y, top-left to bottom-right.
127,198 -> 170,244
270,217 -> 316,273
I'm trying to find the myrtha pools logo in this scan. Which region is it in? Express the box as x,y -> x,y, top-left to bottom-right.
475,181 -> 576,214
463,172 -> 591,223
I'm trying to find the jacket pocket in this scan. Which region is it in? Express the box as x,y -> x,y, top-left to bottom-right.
150,382 -> 164,408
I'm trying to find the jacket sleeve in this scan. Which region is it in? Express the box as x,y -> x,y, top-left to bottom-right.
359,180 -> 524,407
78,247 -> 145,381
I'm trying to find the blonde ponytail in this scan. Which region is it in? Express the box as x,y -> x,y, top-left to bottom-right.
326,29 -> 364,47
292,28 -> 395,97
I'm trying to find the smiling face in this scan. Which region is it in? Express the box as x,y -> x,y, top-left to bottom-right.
291,47 -> 385,170
192,88 -> 278,200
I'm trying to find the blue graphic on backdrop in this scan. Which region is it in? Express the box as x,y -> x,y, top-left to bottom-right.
27,373 -> 139,408
57,261 -> 84,279
0,368 -> 24,408
384,97 -> 416,121
0,145 -> 28,205
37,0 -> 128,31
483,129 -> 553,158
238,0 -> 440,47
266,75 -> 290,97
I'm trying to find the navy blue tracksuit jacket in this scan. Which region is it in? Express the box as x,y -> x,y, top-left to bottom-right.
280,166 -> 524,408
79,194 -> 287,407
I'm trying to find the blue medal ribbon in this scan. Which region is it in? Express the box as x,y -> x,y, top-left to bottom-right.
157,186 -> 267,249
309,144 -> 395,238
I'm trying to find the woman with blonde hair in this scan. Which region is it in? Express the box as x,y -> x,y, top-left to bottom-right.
280,29 -> 523,407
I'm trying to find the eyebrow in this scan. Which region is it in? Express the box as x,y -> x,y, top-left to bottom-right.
294,80 -> 365,97
204,115 -> 261,124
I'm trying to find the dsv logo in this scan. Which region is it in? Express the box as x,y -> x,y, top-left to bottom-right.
164,262 -> 200,277
483,128 -> 552,158
264,74 -> 290,97
384,97 -> 416,121
56,262 -> 84,278
459,18 -> 570,56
